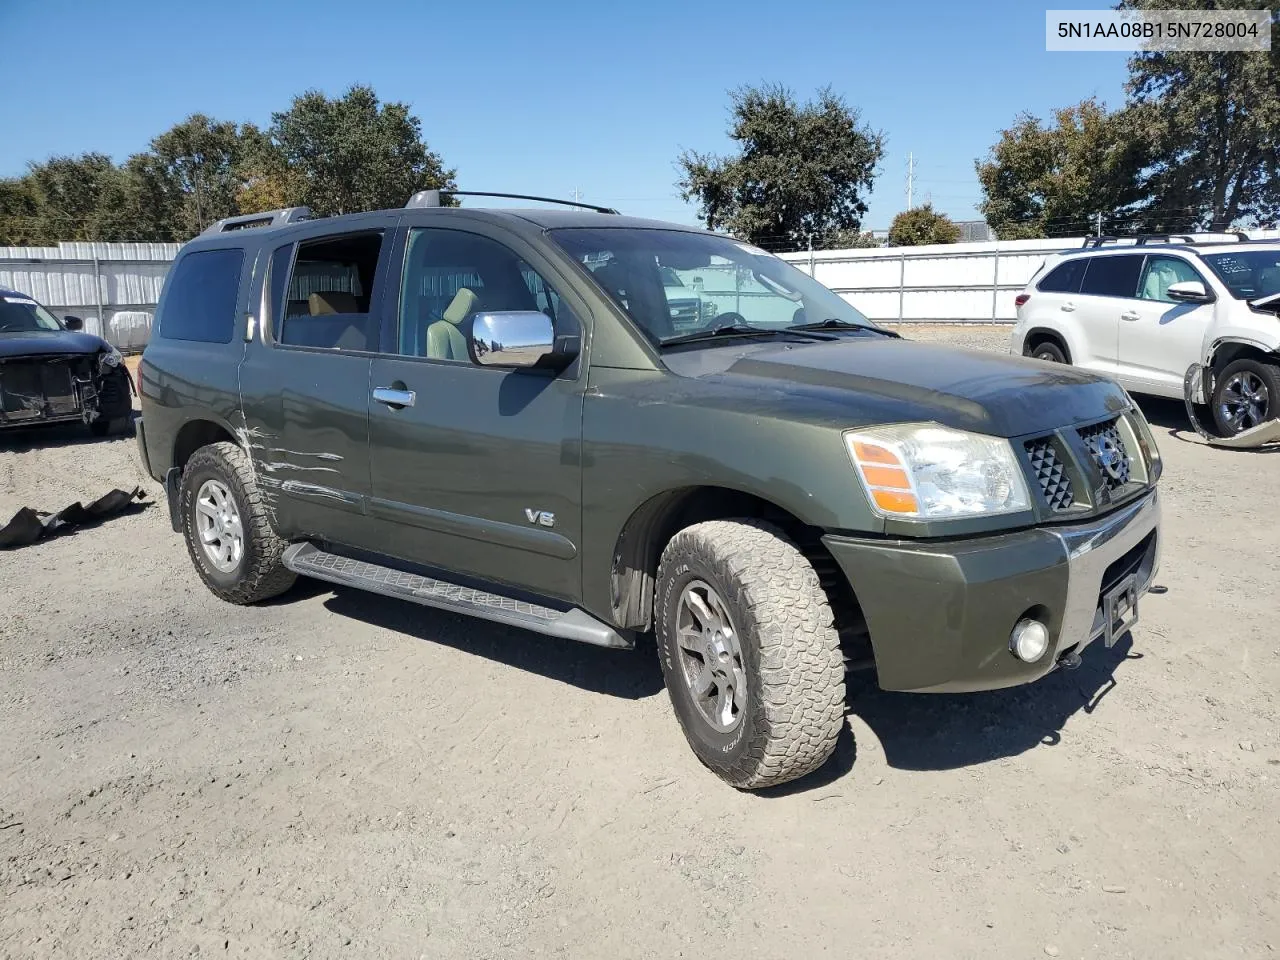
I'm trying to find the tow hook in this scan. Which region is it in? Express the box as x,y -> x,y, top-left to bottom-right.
1057,649 -> 1083,671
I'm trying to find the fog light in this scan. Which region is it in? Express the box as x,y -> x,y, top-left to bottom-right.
1010,619 -> 1050,662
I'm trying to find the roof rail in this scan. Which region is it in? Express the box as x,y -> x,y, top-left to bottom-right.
1081,231 -> 1254,249
201,207 -> 312,236
406,190 -> 619,215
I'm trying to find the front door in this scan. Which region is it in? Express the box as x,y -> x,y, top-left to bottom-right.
1117,254 -> 1215,397
238,227 -> 393,551
366,224 -> 588,603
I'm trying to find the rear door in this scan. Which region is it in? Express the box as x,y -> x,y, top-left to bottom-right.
1116,254 -> 1215,397
365,221 -> 589,603
238,222 -> 395,550
1074,254 -> 1145,374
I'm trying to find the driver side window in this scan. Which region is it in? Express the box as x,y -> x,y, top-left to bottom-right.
396,228 -> 575,363
1139,256 -> 1205,304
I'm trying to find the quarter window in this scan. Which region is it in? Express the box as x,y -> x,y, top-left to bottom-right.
1080,255 -> 1143,298
157,248 -> 244,343
1138,256 -> 1205,303
395,228 -> 575,362
1037,258 -> 1087,294
277,232 -> 384,351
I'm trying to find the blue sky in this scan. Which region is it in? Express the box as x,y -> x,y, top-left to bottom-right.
0,0 -> 1131,230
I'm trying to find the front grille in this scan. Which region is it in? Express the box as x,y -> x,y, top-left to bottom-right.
0,357 -> 84,424
1077,418 -> 1131,489
667,298 -> 700,327
1025,436 -> 1075,511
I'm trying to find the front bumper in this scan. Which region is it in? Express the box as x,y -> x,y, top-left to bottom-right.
823,489 -> 1160,693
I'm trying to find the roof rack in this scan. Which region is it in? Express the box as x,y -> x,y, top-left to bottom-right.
405,190 -> 619,215
1082,231 -> 1251,248
201,207 -> 312,236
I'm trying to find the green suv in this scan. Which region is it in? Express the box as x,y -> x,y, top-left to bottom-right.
136,192 -> 1162,789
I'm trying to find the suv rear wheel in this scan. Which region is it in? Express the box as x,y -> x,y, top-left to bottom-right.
1212,358 -> 1280,436
655,519 -> 845,789
1029,339 -> 1067,364
180,441 -> 296,604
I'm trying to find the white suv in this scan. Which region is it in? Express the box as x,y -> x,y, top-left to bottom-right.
1010,237 -> 1280,437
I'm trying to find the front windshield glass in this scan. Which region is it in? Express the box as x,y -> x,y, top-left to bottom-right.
550,228 -> 875,345
0,294 -> 64,332
1200,250 -> 1280,300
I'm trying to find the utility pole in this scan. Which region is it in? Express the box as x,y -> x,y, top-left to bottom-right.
905,152 -> 916,210
570,187 -> 583,204
1095,211 -> 1103,237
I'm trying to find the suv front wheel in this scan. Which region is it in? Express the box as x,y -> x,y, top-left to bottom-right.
180,441 -> 296,604
655,519 -> 846,789
1212,358 -> 1280,436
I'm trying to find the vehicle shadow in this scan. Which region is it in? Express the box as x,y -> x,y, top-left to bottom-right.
1133,394 -> 1280,453
317,585 -> 666,700
848,633 -> 1140,772
0,410 -> 138,451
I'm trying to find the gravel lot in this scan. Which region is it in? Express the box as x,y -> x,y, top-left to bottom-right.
2,329 -> 1277,959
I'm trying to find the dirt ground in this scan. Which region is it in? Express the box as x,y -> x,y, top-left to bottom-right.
2,330 -> 1277,959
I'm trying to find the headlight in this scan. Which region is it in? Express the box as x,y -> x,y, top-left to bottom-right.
99,346 -> 122,371
844,423 -> 1032,519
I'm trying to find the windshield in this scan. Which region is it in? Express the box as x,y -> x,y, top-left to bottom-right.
550,228 -> 876,345
1200,250 -> 1280,300
0,294 -> 64,333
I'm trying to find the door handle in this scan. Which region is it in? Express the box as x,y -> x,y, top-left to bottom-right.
373,387 -> 416,408
1121,311 -> 1140,321
1061,302 -> 1075,312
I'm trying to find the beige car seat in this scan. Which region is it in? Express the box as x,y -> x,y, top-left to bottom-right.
426,288 -> 479,360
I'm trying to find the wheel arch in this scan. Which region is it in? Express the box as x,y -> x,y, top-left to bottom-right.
1207,337 -> 1280,375
1022,326 -> 1074,363
608,486 -> 868,653
172,417 -> 240,475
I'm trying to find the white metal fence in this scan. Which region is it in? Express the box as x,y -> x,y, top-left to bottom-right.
5,231 -> 1280,348
779,229 -> 1280,324
0,241 -> 180,351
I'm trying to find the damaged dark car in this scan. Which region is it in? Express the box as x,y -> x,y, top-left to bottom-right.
0,287 -> 133,436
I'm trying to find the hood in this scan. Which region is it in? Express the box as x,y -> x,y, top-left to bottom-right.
664,337 -> 1131,438
0,329 -> 109,359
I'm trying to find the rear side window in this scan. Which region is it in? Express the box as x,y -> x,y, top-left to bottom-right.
277,232 -> 384,351
1037,258 -> 1086,294
158,248 -> 244,343
1080,255 -> 1143,298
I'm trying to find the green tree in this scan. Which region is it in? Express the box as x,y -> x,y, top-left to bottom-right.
0,176 -> 44,245
887,204 -> 962,246
975,98 -> 1149,239
265,84 -> 456,216
677,84 -> 884,252
19,154 -> 138,242
139,114 -> 263,237
1120,0 -> 1280,230
821,228 -> 883,249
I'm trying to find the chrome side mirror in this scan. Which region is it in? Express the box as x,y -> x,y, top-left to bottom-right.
469,311 -> 556,368
1166,281 -> 1212,303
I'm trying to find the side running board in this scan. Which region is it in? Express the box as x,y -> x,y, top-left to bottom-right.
281,543 -> 632,649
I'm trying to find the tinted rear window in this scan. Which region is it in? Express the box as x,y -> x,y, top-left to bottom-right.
157,248 -> 245,343
1037,258 -> 1086,294
1080,255 -> 1143,298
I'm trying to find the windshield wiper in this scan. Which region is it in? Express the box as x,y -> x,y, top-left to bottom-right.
659,323 -> 834,347
789,318 -> 902,338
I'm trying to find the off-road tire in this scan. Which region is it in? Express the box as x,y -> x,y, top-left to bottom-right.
655,519 -> 845,789
1211,357 -> 1280,437
180,441 -> 296,604
1030,340 -> 1067,364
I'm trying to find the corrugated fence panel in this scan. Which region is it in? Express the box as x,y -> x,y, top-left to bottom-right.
783,231 -> 1280,323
